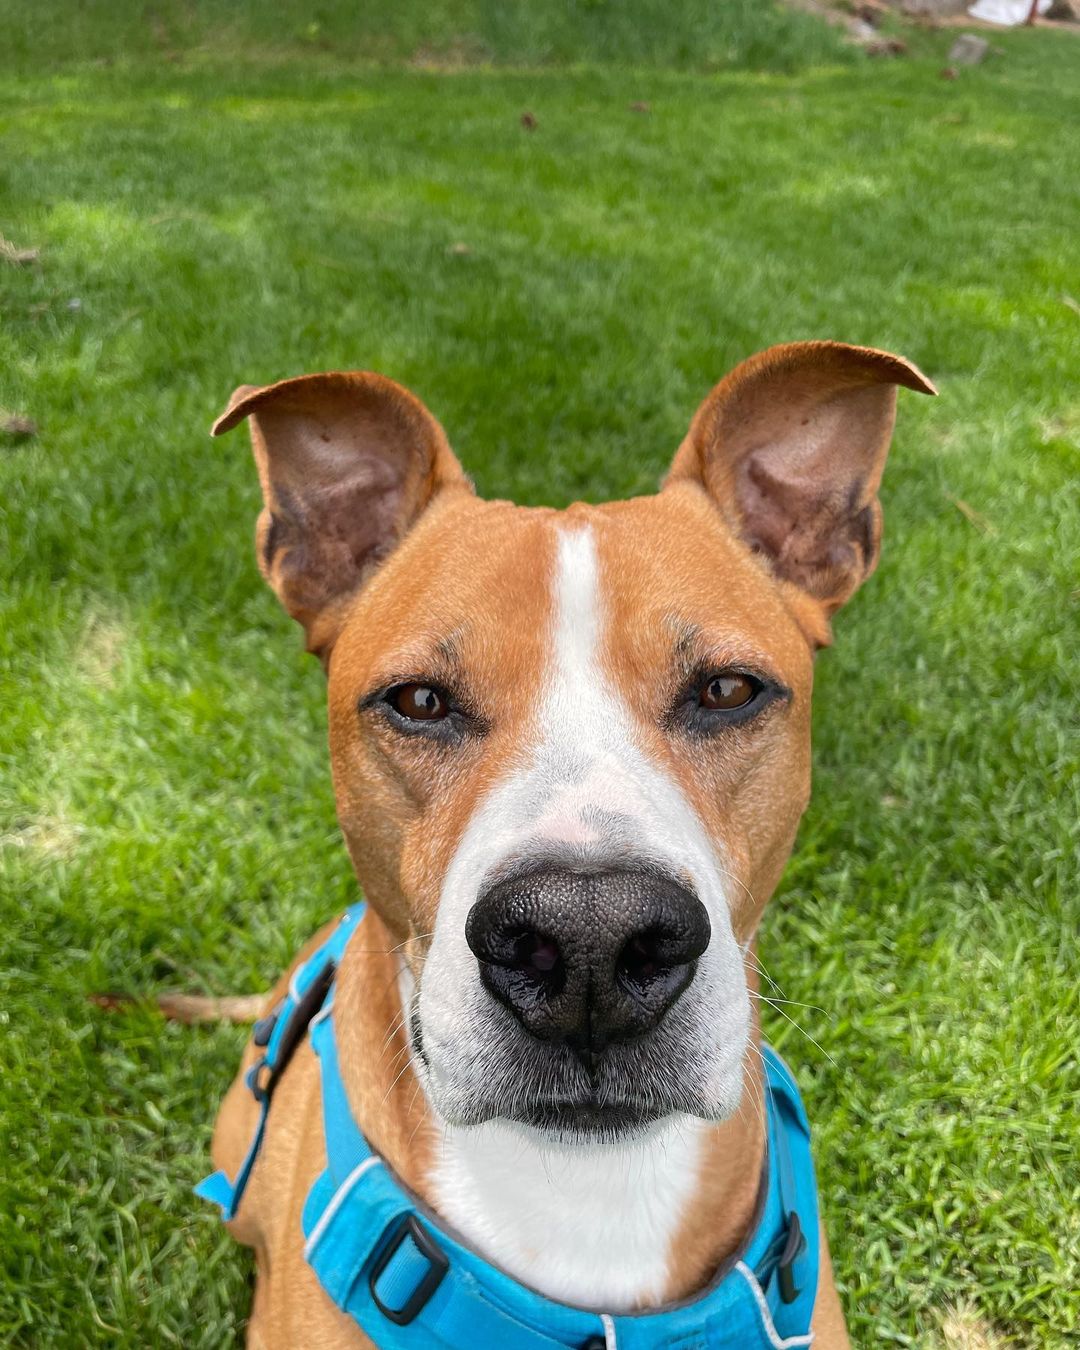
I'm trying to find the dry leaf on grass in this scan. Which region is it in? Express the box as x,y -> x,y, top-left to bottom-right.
949,495 -> 997,536
0,233 -> 40,265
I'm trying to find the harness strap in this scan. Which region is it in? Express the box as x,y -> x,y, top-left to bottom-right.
755,1052 -> 812,1310
311,991 -> 371,1185
195,907 -> 363,1221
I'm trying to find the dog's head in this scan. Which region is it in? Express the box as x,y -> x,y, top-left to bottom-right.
215,343 -> 933,1141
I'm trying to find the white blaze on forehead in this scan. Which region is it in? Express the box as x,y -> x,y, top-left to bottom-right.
553,526 -> 601,681
529,526 -> 613,845
534,525 -> 673,848
533,527 -> 731,902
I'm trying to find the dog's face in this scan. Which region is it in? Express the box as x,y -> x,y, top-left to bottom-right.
215,343 -> 932,1141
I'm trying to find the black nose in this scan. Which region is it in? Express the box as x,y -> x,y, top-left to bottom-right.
465,867 -> 710,1068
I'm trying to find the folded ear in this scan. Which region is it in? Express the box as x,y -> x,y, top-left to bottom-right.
666,341 -> 936,621
213,371 -> 471,657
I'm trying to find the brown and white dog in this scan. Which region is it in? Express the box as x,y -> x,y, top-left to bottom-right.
208,341 -> 934,1347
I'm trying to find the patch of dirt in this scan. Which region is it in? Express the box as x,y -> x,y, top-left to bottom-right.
785,0 -> 1078,35
1039,405 -> 1080,442
1,412 -> 37,441
786,0 -> 914,44
409,36 -> 489,70
1,812 -> 84,858
939,1303 -> 1009,1350
75,614 -> 128,688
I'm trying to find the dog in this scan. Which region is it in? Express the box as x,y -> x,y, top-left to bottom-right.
202,341 -> 934,1348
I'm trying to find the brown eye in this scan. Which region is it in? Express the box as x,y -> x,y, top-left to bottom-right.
699,672 -> 758,711
389,683 -> 449,722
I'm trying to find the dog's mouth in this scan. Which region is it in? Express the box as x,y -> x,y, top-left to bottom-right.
509,1096 -> 670,1141
412,1006 -> 677,1137
427,1025 -> 720,1139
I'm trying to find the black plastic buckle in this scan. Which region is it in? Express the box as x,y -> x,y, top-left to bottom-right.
252,1010 -> 278,1047
777,1211 -> 806,1305
244,960 -> 337,1109
369,1214 -> 449,1326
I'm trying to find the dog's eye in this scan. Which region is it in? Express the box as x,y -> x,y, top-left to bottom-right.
699,672 -> 759,711
670,667 -> 786,737
387,683 -> 449,722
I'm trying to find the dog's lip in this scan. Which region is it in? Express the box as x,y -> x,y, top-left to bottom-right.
505,1097 -> 669,1135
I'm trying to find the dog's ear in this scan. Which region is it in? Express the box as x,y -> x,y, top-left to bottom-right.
213,371 -> 471,657
666,341 -> 936,628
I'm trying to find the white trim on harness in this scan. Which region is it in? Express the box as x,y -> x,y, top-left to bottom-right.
734,1262 -> 814,1350
288,966 -> 304,1005
302,1157 -> 383,1261
600,1312 -> 617,1349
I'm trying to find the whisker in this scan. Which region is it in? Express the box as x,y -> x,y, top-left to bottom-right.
742,947 -> 790,1000
380,1052 -> 419,1106
762,1001 -> 837,1069
750,991 -> 830,1018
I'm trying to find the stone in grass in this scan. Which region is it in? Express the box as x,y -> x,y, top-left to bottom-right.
948,33 -> 991,64
867,36 -> 908,54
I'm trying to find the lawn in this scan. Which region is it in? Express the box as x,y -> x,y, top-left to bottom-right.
1,4 -> 1077,1346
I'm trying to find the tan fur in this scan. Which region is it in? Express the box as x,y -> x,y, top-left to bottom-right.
209,343 -> 933,1347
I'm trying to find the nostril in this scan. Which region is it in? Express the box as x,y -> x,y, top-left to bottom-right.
466,897 -> 566,1000
507,929 -> 563,986
472,921 -> 566,1023
617,928 -> 666,987
615,899 -> 711,1017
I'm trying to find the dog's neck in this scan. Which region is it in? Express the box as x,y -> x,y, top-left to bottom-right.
333,910 -> 766,1311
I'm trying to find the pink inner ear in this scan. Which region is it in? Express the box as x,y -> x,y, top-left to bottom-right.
666,340 -> 935,617
268,457 -> 410,616
737,449 -> 876,587
722,379 -> 898,604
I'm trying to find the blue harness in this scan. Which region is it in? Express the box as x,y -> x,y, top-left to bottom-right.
198,903 -> 821,1348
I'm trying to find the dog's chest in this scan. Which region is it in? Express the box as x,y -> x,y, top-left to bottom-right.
428,1117 -> 707,1309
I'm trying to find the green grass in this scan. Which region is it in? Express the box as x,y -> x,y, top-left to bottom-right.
0,0 -> 851,74
1,6 -> 1078,1346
